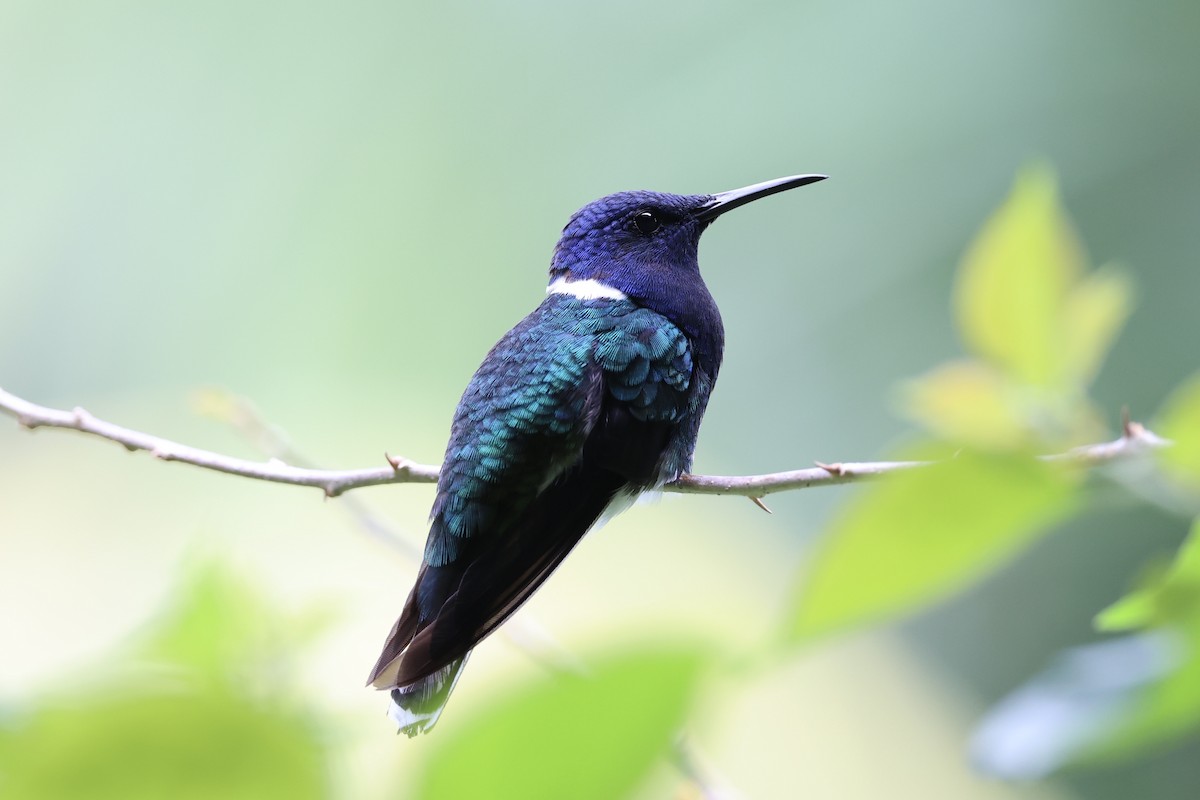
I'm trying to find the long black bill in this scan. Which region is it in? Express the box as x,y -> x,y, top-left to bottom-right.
695,173 -> 827,222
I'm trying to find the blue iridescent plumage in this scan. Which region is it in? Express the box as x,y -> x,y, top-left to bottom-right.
368,175 -> 825,735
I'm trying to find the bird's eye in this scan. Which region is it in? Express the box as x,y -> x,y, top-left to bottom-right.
632,211 -> 661,235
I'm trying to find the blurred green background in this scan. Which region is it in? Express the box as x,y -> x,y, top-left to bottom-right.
2,1 -> 1199,797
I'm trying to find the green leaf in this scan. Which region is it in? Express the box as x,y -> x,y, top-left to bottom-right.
1157,372 -> 1200,487
419,646 -> 706,800
1097,518 -> 1200,632
1095,586 -> 1160,633
954,165 -> 1087,387
786,446 -> 1079,641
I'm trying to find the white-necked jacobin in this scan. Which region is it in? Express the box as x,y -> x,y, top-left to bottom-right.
368,174 -> 827,735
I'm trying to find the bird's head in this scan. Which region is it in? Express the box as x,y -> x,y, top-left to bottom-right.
548,174 -> 827,297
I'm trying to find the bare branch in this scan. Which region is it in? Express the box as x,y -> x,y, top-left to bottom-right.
0,387 -> 1169,500
669,459 -> 932,497
0,387 -> 437,498
1041,420 -> 1170,464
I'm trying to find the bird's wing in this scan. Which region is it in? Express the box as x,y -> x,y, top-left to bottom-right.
368,295 -> 695,689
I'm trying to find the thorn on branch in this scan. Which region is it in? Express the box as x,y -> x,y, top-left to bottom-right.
749,496 -> 773,514
815,460 -> 845,477
385,452 -> 412,473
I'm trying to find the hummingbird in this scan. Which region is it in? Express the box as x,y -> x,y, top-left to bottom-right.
367,173 -> 827,735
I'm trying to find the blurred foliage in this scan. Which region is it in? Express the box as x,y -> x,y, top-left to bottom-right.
135,559 -> 336,691
0,692 -> 326,800
0,562 -> 708,799
0,562 -> 333,799
791,169 -> 1116,644
789,166 -> 1200,778
419,647 -> 706,799
897,172 -> 1200,777
969,632 -> 1179,781
953,167 -> 1131,396
1157,374 -> 1200,492
971,520 -> 1200,780
1092,519 -> 1200,759
907,166 -> 1131,449
787,447 -> 1079,641
1097,520 -> 1200,634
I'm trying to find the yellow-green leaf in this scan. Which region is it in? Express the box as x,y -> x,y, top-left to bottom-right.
1061,265 -> 1134,387
954,165 -> 1087,387
899,360 -> 1031,449
786,446 -> 1079,642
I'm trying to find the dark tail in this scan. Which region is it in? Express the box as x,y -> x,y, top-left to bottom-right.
387,654 -> 470,737
369,407 -> 672,734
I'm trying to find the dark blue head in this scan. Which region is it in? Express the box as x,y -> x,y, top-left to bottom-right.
550,174 -> 826,287
551,190 -> 710,286
547,174 -> 826,354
